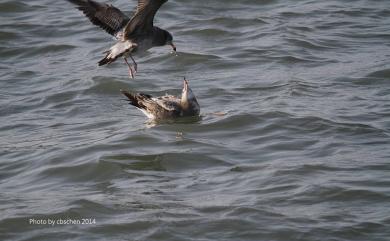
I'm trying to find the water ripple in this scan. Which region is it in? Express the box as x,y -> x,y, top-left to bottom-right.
1,0 -> 390,240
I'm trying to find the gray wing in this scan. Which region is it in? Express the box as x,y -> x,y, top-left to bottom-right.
123,0 -> 168,37
67,0 -> 130,36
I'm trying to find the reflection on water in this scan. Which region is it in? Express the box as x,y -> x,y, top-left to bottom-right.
144,115 -> 202,128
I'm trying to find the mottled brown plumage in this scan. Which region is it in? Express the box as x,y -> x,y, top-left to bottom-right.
121,79 -> 200,119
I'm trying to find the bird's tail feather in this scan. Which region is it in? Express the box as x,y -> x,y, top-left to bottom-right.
98,52 -> 113,66
120,90 -> 152,109
66,0 -> 85,5
98,49 -> 124,66
121,90 -> 139,107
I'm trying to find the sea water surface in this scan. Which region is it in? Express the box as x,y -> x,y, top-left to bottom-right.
1,0 -> 390,240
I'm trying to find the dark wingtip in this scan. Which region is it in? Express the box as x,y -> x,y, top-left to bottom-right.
120,90 -> 148,109
66,0 -> 85,5
139,93 -> 153,99
98,57 -> 110,66
120,89 -> 133,100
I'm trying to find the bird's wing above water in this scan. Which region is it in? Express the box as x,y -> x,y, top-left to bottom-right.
124,0 -> 168,37
67,0 -> 130,36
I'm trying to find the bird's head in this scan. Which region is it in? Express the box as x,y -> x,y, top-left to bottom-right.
181,77 -> 199,113
163,30 -> 176,53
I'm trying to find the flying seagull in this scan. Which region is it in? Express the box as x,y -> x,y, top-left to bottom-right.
121,78 -> 200,119
67,0 -> 176,78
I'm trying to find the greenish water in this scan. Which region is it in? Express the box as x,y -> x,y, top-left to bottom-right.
1,0 -> 390,240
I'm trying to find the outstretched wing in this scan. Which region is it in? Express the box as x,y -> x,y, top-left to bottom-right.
124,0 -> 168,36
67,0 -> 130,36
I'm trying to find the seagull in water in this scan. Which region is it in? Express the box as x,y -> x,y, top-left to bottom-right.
67,0 -> 176,78
121,78 -> 200,120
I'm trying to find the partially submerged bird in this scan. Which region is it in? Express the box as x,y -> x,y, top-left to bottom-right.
67,0 -> 176,78
121,78 -> 200,120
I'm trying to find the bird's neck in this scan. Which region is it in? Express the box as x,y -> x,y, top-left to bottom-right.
180,99 -> 190,110
181,98 -> 199,115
